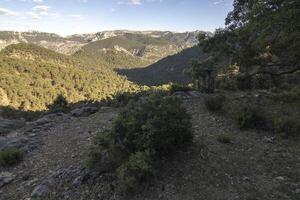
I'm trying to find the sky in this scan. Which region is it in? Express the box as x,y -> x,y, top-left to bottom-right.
0,0 -> 234,36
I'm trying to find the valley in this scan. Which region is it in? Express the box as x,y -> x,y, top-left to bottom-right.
0,1 -> 299,199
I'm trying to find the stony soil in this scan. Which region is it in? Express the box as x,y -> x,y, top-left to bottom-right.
0,96 -> 299,200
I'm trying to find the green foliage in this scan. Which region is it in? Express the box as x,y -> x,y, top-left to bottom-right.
116,150 -> 154,191
235,105 -> 267,129
273,116 -> 300,138
204,95 -> 225,112
216,134 -> 232,144
47,94 -> 69,113
0,43 -> 139,111
113,94 -> 193,155
111,92 -> 141,107
192,0 -> 300,91
89,94 -> 193,191
0,148 -> 24,166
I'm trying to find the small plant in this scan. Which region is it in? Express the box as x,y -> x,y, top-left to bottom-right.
112,92 -> 140,107
273,116 -> 300,138
0,148 -> 24,166
216,134 -> 232,144
117,150 -> 154,191
47,94 -> 69,113
88,94 -> 193,192
204,94 -> 225,112
235,105 -> 267,129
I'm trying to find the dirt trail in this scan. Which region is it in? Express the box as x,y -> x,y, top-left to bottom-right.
1,98 -> 299,200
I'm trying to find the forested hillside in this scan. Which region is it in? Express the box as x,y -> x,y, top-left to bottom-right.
117,46 -> 205,85
0,43 -> 138,110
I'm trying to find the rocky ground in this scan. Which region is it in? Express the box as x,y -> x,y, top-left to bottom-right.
0,94 -> 299,200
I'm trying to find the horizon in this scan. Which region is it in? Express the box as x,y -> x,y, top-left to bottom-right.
0,29 -> 209,37
0,0 -> 234,36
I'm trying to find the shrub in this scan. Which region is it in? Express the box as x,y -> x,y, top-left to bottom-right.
47,94 -> 69,113
169,83 -> 193,94
112,92 -> 141,107
117,150 -> 154,191
204,95 -> 225,112
88,94 -> 193,191
113,94 -> 193,156
216,134 -> 232,144
273,116 -> 300,138
237,74 -> 252,90
235,105 -> 267,129
0,148 -> 24,166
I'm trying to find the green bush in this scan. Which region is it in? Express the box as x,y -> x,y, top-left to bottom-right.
0,148 -> 24,166
204,95 -> 225,112
88,94 -> 193,191
235,105 -> 267,129
117,150 -> 154,192
273,116 -> 300,138
113,94 -> 193,156
112,92 -> 141,107
47,94 -> 69,113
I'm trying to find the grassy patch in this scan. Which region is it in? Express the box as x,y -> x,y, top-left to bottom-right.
0,148 -> 24,166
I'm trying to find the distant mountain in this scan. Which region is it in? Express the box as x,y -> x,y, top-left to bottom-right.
0,43 -> 138,110
0,30 -> 206,68
117,45 -> 206,86
71,30 -> 203,67
0,31 -> 83,55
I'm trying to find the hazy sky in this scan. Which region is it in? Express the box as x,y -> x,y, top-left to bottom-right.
0,0 -> 234,36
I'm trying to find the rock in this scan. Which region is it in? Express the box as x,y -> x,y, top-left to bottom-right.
31,184 -> 50,197
72,176 -> 83,188
0,136 -> 28,150
0,118 -> 25,134
263,136 -> 275,143
71,107 -> 98,117
0,172 -> 15,188
26,113 -> 65,126
242,176 -> 250,182
187,91 -> 202,98
173,91 -> 189,99
274,176 -> 285,181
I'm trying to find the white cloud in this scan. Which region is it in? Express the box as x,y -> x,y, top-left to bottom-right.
32,5 -> 50,17
117,0 -> 162,6
213,0 -> 225,5
33,0 -> 44,3
0,7 -> 18,16
129,0 -> 141,5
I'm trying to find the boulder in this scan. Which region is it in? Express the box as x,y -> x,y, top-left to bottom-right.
0,136 -> 28,150
0,172 -> 15,188
71,107 -> 98,117
31,184 -> 50,197
0,118 -> 25,134
187,91 -> 202,98
173,91 -> 189,99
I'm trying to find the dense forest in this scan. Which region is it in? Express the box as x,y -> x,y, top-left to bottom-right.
0,43 -> 139,110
